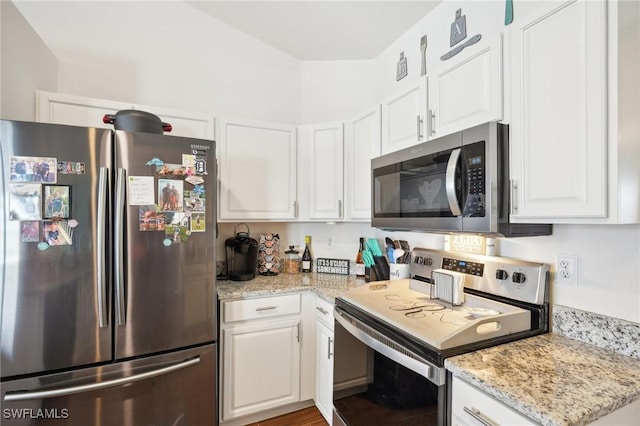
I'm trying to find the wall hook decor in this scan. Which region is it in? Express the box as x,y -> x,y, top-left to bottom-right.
450,8 -> 467,47
396,52 -> 408,81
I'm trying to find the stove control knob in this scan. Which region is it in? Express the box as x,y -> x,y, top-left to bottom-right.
424,257 -> 433,266
495,269 -> 509,280
512,272 -> 527,284
414,256 -> 423,265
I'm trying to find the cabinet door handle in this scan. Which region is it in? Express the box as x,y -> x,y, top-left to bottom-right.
463,407 -> 499,426
296,323 -> 301,343
293,200 -> 298,218
416,115 -> 423,141
316,306 -> 329,315
327,337 -> 334,359
255,306 -> 277,312
428,109 -> 436,136
511,180 -> 519,214
338,200 -> 343,218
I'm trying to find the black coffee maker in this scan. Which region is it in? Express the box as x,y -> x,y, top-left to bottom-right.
225,223 -> 258,281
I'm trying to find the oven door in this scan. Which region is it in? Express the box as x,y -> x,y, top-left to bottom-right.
332,307 -> 447,426
371,132 -> 464,232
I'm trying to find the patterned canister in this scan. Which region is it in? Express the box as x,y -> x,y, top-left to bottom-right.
258,233 -> 280,275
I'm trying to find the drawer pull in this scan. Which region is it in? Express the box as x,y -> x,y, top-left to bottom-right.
463,407 -> 498,426
316,306 -> 329,315
255,306 -> 277,312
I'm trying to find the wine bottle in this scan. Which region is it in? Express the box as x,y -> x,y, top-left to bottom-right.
301,235 -> 313,273
355,237 -> 365,278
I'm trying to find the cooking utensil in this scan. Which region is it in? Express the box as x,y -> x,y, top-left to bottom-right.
399,240 -> 411,263
393,240 -> 401,249
440,34 -> 482,61
393,248 -> 405,263
103,110 -> 172,134
386,247 -> 396,264
420,35 -> 428,76
385,237 -> 395,248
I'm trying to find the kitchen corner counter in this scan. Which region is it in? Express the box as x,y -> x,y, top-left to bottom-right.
216,272 -> 363,303
445,333 -> 640,425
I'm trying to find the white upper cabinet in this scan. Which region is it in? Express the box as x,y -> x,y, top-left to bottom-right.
428,33 -> 503,138
344,106 -> 381,221
36,91 -> 215,139
218,118 -> 297,221
298,122 -> 344,221
508,0 -> 608,221
380,77 -> 428,154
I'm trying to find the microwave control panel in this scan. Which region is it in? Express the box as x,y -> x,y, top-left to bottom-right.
462,142 -> 486,217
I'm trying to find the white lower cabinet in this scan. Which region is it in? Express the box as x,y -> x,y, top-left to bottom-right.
314,298 -> 335,425
451,376 -> 536,426
220,294 -> 303,422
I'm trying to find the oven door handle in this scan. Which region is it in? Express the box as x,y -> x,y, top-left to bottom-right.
335,309 -> 442,385
445,148 -> 462,216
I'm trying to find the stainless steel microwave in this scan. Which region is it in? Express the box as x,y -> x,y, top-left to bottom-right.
371,122 -> 551,236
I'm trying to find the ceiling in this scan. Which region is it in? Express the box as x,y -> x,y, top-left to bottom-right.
186,1 -> 442,61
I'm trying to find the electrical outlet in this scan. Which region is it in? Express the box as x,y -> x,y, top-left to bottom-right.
556,255 -> 578,286
327,236 -> 334,249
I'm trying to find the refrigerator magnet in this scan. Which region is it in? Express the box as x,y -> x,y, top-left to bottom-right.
184,189 -> 205,212
156,163 -> 187,177
158,179 -> 184,212
9,183 -> 42,221
185,175 -> 204,186
128,176 -> 155,206
139,206 -> 165,232
20,221 -> 40,243
42,221 -> 71,246
10,156 -> 57,183
57,161 -> 86,175
190,213 -> 206,232
145,157 -> 164,166
193,159 -> 208,175
43,185 -> 71,219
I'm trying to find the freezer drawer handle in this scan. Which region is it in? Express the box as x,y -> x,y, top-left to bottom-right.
97,167 -> 109,328
3,357 -> 200,402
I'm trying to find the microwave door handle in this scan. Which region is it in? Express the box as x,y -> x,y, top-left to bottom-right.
445,148 -> 463,216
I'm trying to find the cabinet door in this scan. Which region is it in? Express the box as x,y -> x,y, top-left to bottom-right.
315,321 -> 334,425
429,33 -> 503,138
451,377 -> 536,426
36,91 -> 215,139
345,106 -> 381,221
509,0 -> 607,220
380,78 -> 428,154
218,118 -> 297,220
222,319 -> 301,420
36,91 -> 127,130
302,122 -> 344,221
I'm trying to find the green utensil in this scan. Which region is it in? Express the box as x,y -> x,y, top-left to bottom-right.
505,0 -> 513,25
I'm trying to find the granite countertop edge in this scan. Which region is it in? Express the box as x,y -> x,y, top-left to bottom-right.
445,333 -> 640,426
216,272 -> 363,303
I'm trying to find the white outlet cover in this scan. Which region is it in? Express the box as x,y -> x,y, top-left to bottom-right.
556,255 -> 578,286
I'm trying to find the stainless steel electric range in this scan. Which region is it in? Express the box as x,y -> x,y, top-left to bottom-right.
332,248 -> 550,426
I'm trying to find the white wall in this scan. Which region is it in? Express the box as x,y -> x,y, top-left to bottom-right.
10,1 -> 301,124
0,1 -> 58,120
299,60 -> 375,124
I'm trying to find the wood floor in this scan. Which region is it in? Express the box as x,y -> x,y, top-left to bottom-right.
245,406 -> 328,426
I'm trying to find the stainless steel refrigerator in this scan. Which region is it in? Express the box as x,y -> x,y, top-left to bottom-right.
0,120 -> 217,425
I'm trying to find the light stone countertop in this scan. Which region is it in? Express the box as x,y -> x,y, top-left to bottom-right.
217,276 -> 640,425
216,272 -> 363,302
445,333 -> 640,426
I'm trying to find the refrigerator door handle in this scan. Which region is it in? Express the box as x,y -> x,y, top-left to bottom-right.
114,168 -> 127,326
97,167 -> 109,328
3,357 -> 200,402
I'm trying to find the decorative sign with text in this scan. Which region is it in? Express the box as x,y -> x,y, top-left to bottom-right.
316,258 -> 350,275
